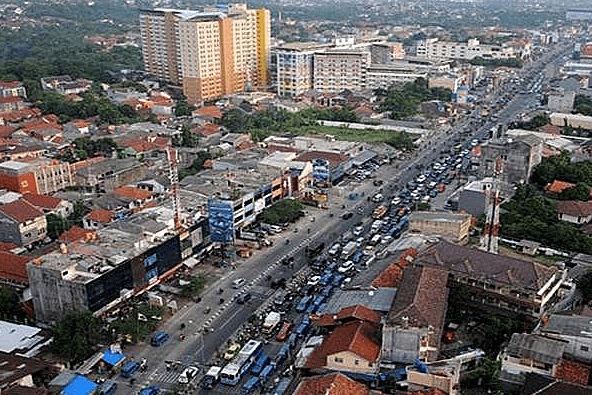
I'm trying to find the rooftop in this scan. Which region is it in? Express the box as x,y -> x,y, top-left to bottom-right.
539,314 -> 592,339
410,211 -> 471,223
556,200 -> 592,218
293,372 -> 372,395
0,198 -> 44,223
22,193 -> 62,210
0,252 -> 30,284
313,304 -> 382,327
320,288 -> 397,314
505,333 -> 565,366
415,240 -> 558,292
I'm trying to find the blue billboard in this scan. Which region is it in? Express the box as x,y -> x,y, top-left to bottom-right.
208,198 -> 235,243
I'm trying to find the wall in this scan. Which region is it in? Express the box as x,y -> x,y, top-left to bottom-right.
324,350 -> 378,374
0,172 -> 38,194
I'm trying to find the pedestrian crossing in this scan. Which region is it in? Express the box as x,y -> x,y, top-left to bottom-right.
145,368 -> 182,384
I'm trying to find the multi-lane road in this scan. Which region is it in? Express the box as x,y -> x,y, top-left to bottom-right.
114,42 -> 574,395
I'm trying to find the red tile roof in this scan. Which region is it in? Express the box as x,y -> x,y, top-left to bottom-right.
0,107 -> 41,122
0,198 -> 44,223
20,114 -> 62,132
87,209 -> 113,223
195,106 -> 222,119
313,305 -> 382,327
293,372 -> 371,395
546,180 -> 575,193
555,358 -> 590,384
538,124 -> 561,135
113,186 -> 153,200
0,252 -> 30,284
0,125 -> 14,138
0,241 -> 18,252
0,81 -> 22,89
0,96 -> 23,104
372,248 -> 418,287
556,200 -> 592,218
22,193 -> 62,210
59,226 -> 97,243
305,321 -> 381,369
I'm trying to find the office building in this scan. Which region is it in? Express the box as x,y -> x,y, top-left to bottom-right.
140,4 -> 270,104
313,49 -> 371,93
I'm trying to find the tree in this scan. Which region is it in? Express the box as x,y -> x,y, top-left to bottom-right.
51,311 -> 104,366
577,270 -> 592,304
0,286 -> 19,320
181,275 -> 207,297
174,98 -> 195,117
69,199 -> 87,225
46,214 -> 70,239
558,182 -> 591,201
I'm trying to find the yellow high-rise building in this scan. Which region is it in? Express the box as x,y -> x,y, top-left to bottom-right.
140,4 -> 270,105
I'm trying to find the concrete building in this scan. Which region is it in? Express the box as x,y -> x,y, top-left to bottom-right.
535,314 -> 592,363
0,160 -> 75,195
416,38 -> 514,61
273,42 -> 333,97
409,211 -> 472,243
458,178 -> 494,216
365,64 -> 427,90
0,198 -> 47,246
480,136 -> 542,186
313,49 -> 371,93
140,4 -> 270,104
0,81 -> 27,98
549,91 -> 577,112
556,200 -> 592,224
416,241 -> 566,317
550,113 -> 592,130
75,158 -> 148,192
370,42 -> 405,63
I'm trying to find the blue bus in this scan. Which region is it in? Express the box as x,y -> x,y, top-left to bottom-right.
120,361 -> 140,378
259,364 -> 275,382
271,377 -> 292,395
250,353 -> 270,376
220,340 -> 263,386
241,376 -> 260,392
295,295 -> 312,313
150,331 -> 169,347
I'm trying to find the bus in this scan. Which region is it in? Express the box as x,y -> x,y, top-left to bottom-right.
306,241 -> 325,260
220,340 -> 263,386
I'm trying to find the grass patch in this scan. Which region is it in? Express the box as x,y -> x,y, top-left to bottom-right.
261,199 -> 303,225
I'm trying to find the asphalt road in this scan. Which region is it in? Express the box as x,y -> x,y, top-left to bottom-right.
114,42 -> 573,395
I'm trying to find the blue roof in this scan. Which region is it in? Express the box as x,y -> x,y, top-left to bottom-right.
102,350 -> 125,366
62,376 -> 98,395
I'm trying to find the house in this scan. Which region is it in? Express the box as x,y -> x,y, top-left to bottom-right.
112,186 -> 154,210
521,373 -> 592,395
193,106 -> 223,123
415,241 -> 565,317
0,96 -> 27,113
0,352 -> 61,393
82,209 -> 114,230
381,266 -> 449,364
22,193 -> 73,218
0,199 -> 47,246
305,321 -> 381,374
546,180 -> 575,194
292,372 -> 378,395
535,314 -> 592,363
0,81 -> 27,98
312,305 -> 382,328
556,200 -> 592,224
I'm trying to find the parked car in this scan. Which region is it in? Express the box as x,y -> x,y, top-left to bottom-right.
232,278 -> 246,288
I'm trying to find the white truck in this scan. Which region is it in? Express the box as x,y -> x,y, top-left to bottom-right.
262,311 -> 281,334
341,241 -> 357,260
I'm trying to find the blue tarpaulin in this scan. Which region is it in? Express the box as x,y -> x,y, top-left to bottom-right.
102,349 -> 125,366
62,376 -> 97,395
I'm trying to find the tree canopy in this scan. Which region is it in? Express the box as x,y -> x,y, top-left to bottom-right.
378,78 -> 451,120
51,311 -> 105,366
531,152 -> 592,187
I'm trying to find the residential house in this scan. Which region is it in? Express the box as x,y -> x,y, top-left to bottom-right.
40,76 -> 91,95
536,314 -> 592,363
381,266 -> 449,364
0,97 -> 27,113
82,209 -> 114,230
415,241 -> 565,317
112,186 -> 154,210
0,252 -> 31,289
0,199 -> 47,246
546,180 -> 576,194
312,305 -> 382,329
22,193 -> 72,218
292,372 -> 380,395
556,200 -> 592,224
0,352 -> 61,393
305,321 -> 381,374
0,81 -> 27,98
193,106 -> 223,124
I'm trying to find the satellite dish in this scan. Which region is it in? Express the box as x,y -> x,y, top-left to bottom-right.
368,291 -> 374,296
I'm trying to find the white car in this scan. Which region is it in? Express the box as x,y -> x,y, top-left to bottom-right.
307,276 -> 321,286
338,261 -> 354,273
179,366 -> 199,384
340,277 -> 352,288
232,278 -> 246,288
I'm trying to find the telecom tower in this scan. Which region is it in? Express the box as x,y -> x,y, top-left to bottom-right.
166,146 -> 182,230
480,157 -> 503,254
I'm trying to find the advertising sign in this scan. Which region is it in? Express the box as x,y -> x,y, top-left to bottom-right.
208,198 -> 235,243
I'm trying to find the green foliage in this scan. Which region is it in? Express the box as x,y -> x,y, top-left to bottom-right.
574,94 -> 592,116
109,304 -> 165,344
36,92 -> 140,125
51,311 -> 104,365
69,199 -> 87,225
46,214 -> 70,240
557,182 -> 591,201
577,270 -> 592,304
261,199 -> 303,225
469,56 -> 523,68
500,184 -> 592,255
181,275 -> 207,297
531,152 -> 592,187
378,78 -> 451,120
174,98 -> 196,117
58,137 -> 118,163
179,126 -> 199,148
467,357 -> 501,390
415,202 -> 431,211
0,286 -> 20,320
511,114 -> 550,131
178,151 -> 213,180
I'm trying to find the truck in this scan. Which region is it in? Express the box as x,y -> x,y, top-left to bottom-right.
262,312 -> 281,334
340,241 -> 357,260
372,205 -> 388,219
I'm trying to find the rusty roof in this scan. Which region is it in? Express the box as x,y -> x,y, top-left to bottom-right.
113,186 -> 153,200
293,373 -> 370,395
0,198 -> 44,223
545,180 -> 575,193
22,193 -> 62,209
556,200 -> 592,218
0,252 -> 30,284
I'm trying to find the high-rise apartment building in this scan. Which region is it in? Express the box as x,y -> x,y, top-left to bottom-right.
313,49 -> 371,93
140,4 -> 270,104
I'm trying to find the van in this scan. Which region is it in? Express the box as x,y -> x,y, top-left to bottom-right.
99,381 -> 117,395
202,366 -> 221,389
150,331 -> 169,347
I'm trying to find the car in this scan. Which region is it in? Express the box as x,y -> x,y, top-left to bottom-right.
341,212 -> 353,220
232,278 -> 245,288
223,343 -> 241,360
179,366 -> 199,384
338,261 -> 354,273
236,292 -> 251,304
340,277 -> 352,288
307,276 -> 321,286
139,386 -> 160,395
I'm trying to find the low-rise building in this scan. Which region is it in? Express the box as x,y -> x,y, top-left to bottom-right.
292,372 -> 376,395
535,314 -> 592,363
0,199 -> 47,246
409,211 -> 471,243
22,193 -> 72,218
0,81 -> 27,98
479,136 -> 542,186
40,76 -> 92,95
0,352 -> 61,393
550,112 -> 592,130
75,158 -> 148,192
556,200 -> 592,224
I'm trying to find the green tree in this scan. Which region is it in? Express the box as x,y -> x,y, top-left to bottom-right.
181,275 -> 207,297
51,311 -> 104,366
46,214 -> 70,239
69,199 -> 87,225
0,286 -> 19,320
558,182 -> 591,201
174,98 -> 195,117
577,270 -> 592,304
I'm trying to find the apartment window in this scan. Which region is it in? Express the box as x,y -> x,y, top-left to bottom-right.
334,357 -> 343,363
581,345 -> 590,352
355,360 -> 359,365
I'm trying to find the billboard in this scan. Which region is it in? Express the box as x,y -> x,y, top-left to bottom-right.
208,198 -> 235,243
